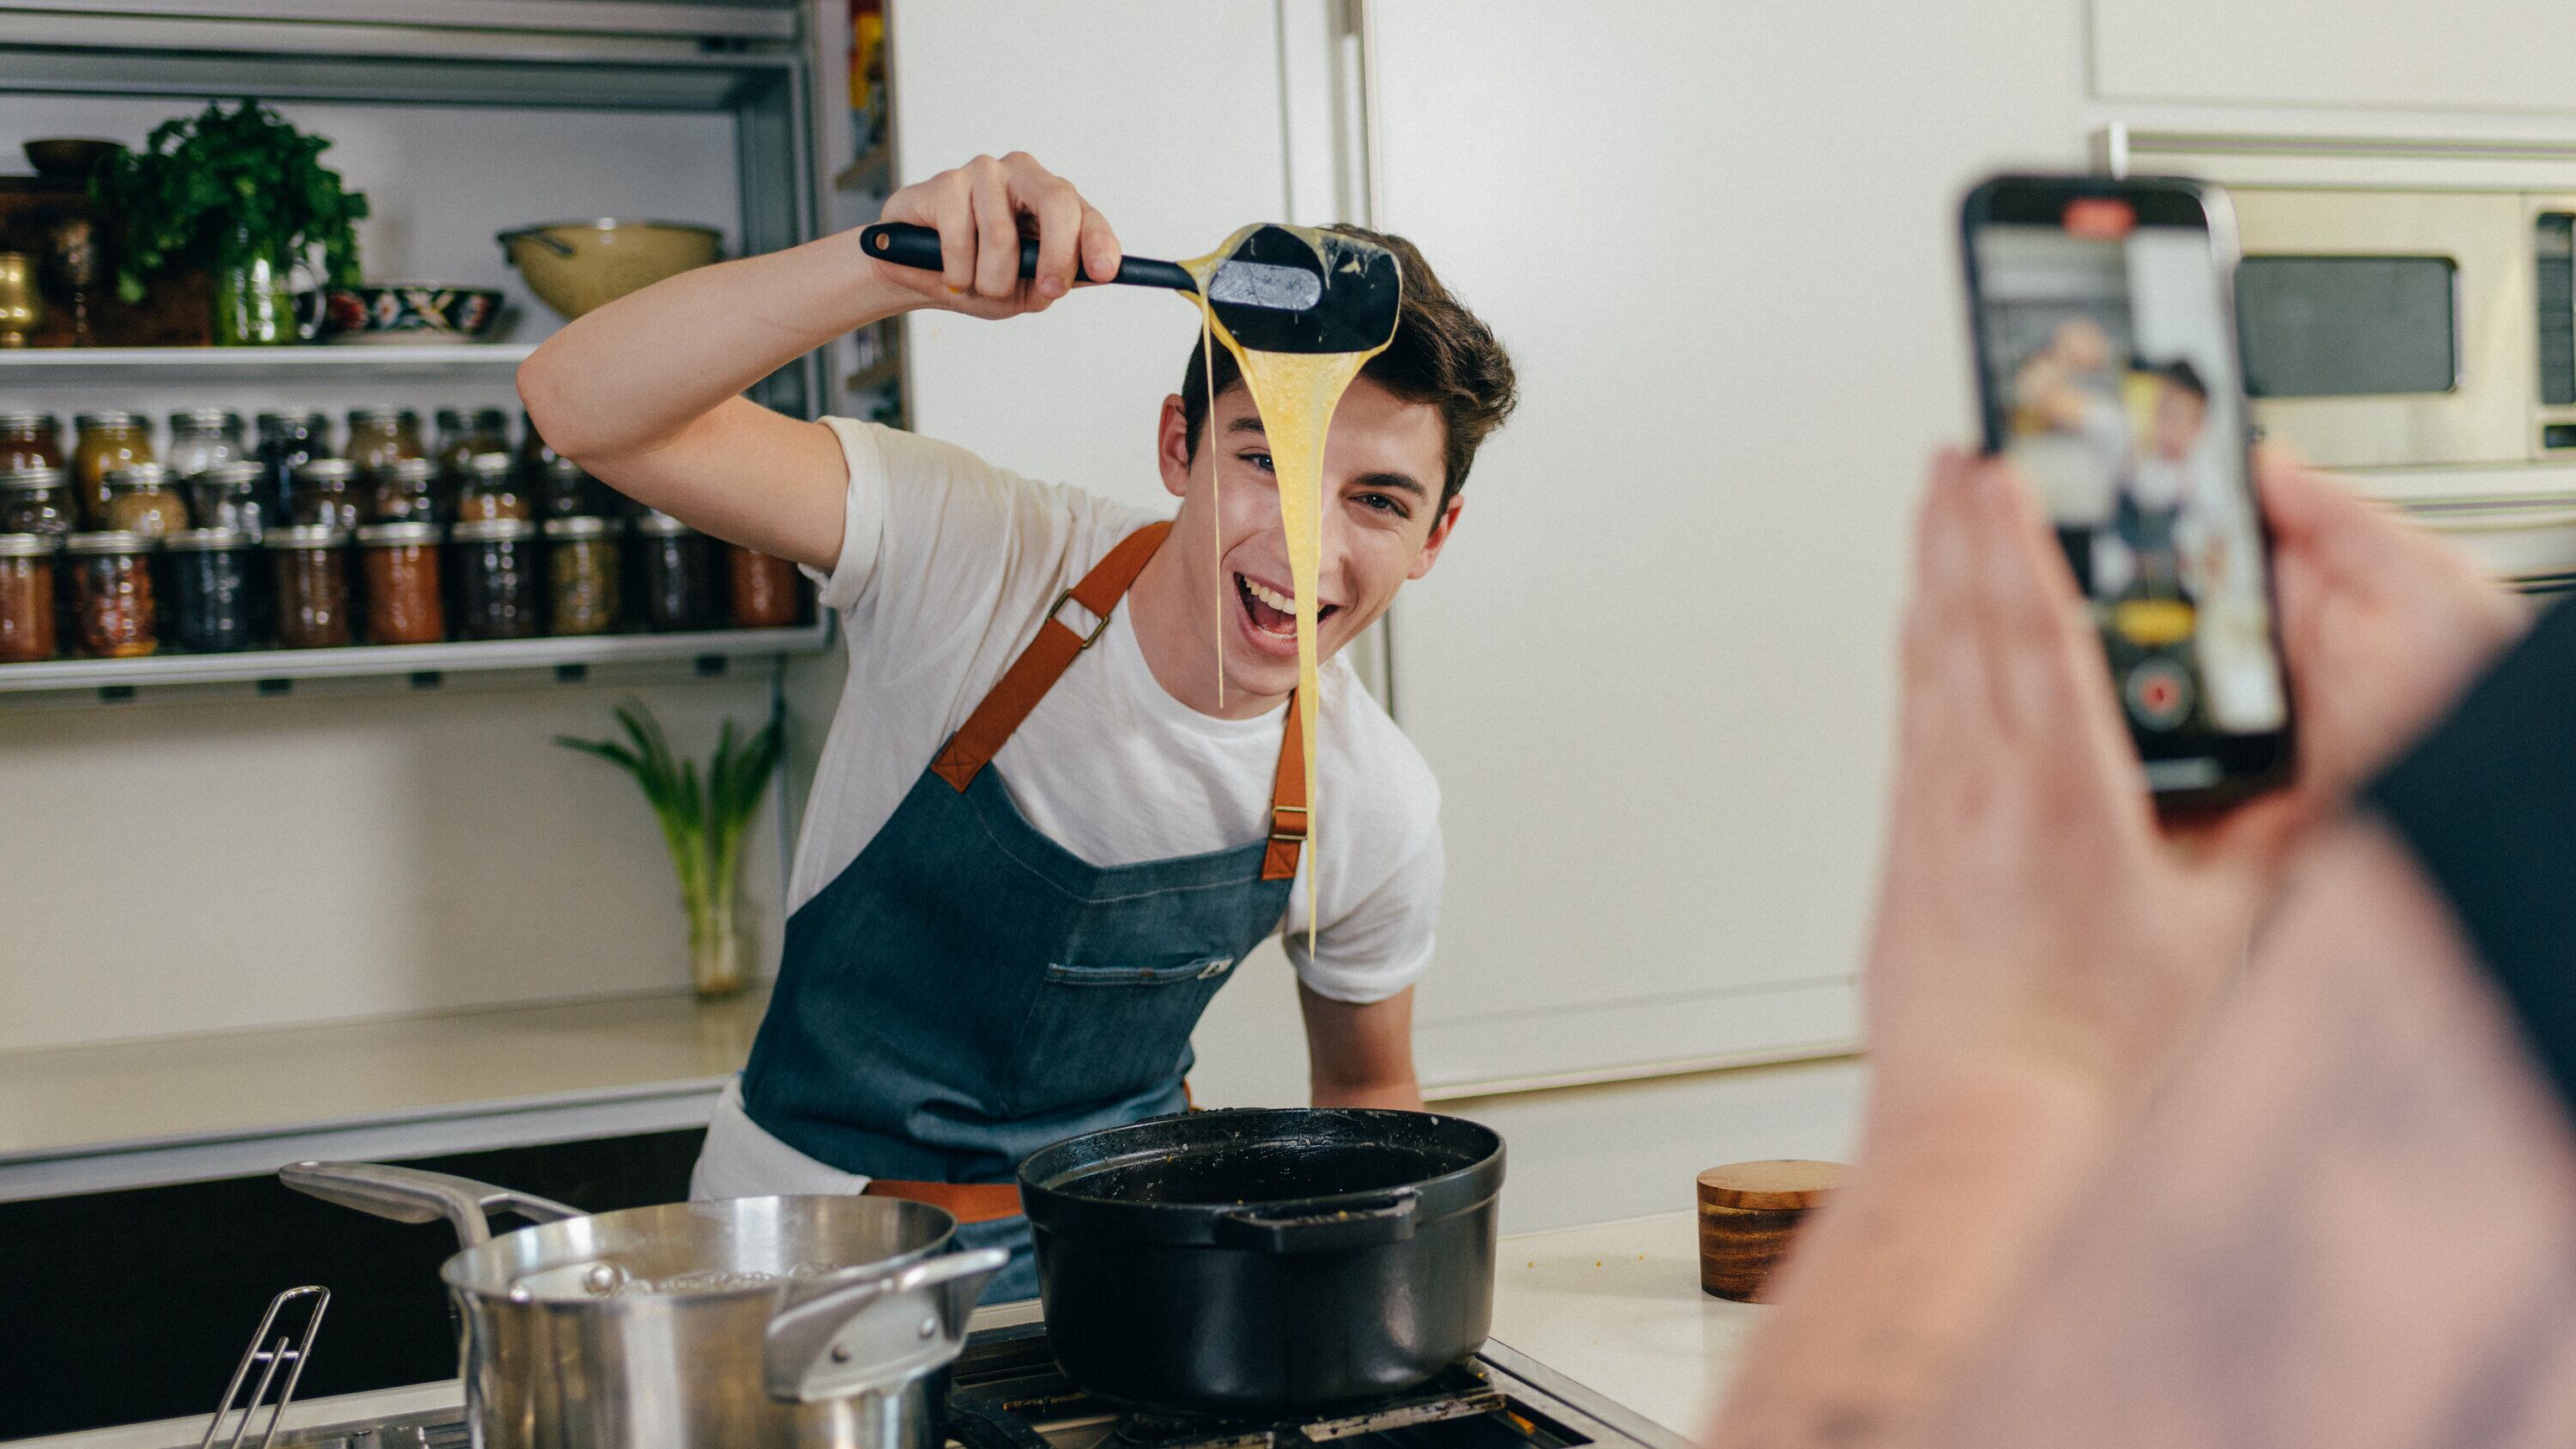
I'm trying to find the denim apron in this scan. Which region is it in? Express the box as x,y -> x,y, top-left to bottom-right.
738,522 -> 1307,1302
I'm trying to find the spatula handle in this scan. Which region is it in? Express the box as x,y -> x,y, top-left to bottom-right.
859,221 -> 1195,293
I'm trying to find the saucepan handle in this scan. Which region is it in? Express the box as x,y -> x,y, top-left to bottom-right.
279,1161 -> 582,1250
1213,1188 -> 1419,1253
762,1247 -> 1009,1404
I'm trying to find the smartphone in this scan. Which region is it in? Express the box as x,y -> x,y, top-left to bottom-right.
1960,173 -> 2293,805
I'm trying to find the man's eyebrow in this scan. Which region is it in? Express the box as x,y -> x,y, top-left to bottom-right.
1355,471 -> 1427,498
1225,415 -> 1268,436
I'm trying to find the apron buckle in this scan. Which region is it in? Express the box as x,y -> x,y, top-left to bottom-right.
1198,957 -> 1236,979
1048,587 -> 1114,650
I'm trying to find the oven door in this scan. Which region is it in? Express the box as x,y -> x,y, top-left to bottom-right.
2229,187 -> 2528,469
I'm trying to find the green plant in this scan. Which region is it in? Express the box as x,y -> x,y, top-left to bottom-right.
558,700 -> 783,997
91,99 -> 369,305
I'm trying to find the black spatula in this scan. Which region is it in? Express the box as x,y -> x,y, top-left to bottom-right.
856,221 -> 1400,354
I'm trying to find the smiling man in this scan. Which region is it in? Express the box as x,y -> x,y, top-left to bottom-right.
517,152 -> 1516,1300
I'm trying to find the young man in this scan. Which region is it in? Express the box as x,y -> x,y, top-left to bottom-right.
518,152 -> 1516,1300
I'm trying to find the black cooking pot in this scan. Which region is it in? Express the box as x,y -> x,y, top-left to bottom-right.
1018,1107 -> 1505,1416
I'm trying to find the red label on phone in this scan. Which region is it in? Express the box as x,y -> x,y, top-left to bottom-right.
2063,197 -> 2136,239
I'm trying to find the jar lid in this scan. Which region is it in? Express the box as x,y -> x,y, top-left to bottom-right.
376,457 -> 435,482
434,408 -> 467,430
633,511 -> 696,537
169,408 -> 241,431
450,518 -> 537,543
467,451 -> 514,478
355,521 -> 442,546
64,530 -> 150,554
295,458 -> 357,482
472,407 -> 512,430
543,515 -> 619,539
267,524 -> 352,549
196,460 -> 263,487
1697,1161 -> 1844,1212
162,527 -> 252,552
347,407 -> 404,425
0,465 -> 66,489
257,410 -> 330,433
0,409 -> 58,431
0,531 -> 59,556
103,464 -> 172,489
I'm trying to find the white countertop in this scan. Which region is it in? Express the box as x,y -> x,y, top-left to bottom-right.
15,1216 -> 1743,1449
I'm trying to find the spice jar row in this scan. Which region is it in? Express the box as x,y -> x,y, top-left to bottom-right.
0,513 -> 810,664
0,403 -> 628,540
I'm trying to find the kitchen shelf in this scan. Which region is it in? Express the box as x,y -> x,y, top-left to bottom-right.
0,342 -> 538,385
0,622 -> 831,696
835,142 -> 892,195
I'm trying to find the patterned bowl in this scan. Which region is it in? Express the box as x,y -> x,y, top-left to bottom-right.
321,283 -> 510,344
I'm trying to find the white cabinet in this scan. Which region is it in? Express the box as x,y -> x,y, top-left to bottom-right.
1366,0 -> 2090,1088
2093,0 -> 2576,117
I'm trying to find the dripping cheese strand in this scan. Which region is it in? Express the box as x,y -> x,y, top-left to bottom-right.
1203,307 -> 1224,711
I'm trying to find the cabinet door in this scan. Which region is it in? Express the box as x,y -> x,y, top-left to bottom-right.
885,0 -> 1291,513
1367,1 -> 2089,1088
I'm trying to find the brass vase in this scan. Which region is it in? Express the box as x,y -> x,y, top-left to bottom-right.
0,253 -> 42,348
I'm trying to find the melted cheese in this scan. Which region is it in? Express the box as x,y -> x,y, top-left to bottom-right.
1180,225 -> 1394,948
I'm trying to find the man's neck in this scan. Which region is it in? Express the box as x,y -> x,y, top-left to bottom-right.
1127,540 -> 1287,722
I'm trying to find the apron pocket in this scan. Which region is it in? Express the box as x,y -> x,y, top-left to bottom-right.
1005,955 -> 1238,1114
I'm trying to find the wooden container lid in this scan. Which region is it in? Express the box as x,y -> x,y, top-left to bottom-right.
1697,1159 -> 1844,1211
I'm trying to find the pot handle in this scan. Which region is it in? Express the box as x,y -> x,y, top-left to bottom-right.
495,227 -> 578,259
1213,1188 -> 1419,1252
762,1247 -> 1009,1404
279,1161 -> 582,1250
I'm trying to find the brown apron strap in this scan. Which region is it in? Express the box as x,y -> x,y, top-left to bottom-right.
933,521 -> 1174,791
860,1179 -> 1024,1224
1262,690 -> 1308,882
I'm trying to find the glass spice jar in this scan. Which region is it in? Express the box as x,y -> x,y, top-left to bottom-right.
370,456 -> 439,524
188,460 -> 267,540
101,463 -> 190,537
434,408 -> 511,514
0,409 -> 62,474
727,543 -> 804,628
268,524 -> 353,649
291,458 -> 364,530
71,409 -> 154,529
344,406 -> 416,483
163,527 -> 257,653
544,515 -> 621,635
163,408 -> 246,482
537,455 -> 611,519
0,532 -> 58,663
64,530 -> 156,658
515,409 -> 564,489
355,521 -> 445,645
451,518 -> 541,640
256,410 -> 329,528
0,465 -> 77,538
633,512 -> 714,632
455,451 -> 532,523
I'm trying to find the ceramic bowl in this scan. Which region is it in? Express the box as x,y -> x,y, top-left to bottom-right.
321,284 -> 510,344
496,219 -> 721,321
24,138 -> 123,179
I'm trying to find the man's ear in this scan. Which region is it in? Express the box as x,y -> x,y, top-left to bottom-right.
1409,494 -> 1464,581
1156,394 -> 1194,501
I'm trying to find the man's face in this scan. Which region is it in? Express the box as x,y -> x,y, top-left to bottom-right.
2151,382 -> 2207,461
1157,377 -> 1459,699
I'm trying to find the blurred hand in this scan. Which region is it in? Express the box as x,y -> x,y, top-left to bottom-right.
2257,446 -> 2527,822
1862,450 -> 2289,1116
872,152 -> 1121,318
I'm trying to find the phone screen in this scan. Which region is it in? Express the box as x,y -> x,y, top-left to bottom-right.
1966,180 -> 2291,797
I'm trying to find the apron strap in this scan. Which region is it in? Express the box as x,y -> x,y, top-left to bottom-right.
860,1179 -> 1024,1224
928,517 -> 1309,883
933,521 -> 1174,791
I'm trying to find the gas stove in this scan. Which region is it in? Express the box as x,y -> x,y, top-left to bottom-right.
231,1312 -> 1688,1449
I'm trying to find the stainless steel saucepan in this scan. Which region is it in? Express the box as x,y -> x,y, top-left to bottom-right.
279,1161 -> 1004,1449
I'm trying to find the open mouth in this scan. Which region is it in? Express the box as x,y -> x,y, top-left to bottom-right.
1234,572 -> 1339,640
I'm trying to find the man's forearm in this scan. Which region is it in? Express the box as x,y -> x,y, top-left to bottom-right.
520,228 -> 920,463
1709,1065 -> 2115,1449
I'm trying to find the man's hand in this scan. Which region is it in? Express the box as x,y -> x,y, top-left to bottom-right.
874,152 -> 1123,319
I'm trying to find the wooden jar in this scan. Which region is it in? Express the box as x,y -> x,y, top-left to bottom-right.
1696,1159 -> 1843,1302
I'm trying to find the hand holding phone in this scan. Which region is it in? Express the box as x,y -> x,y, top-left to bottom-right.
1961,174 -> 2294,804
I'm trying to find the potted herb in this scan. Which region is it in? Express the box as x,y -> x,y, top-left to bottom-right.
559,701 -> 782,999
93,100 -> 368,346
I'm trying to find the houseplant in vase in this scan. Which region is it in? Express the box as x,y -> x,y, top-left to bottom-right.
93,100 -> 368,345
559,700 -> 782,999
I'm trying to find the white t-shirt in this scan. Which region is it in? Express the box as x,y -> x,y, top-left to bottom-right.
787,416 -> 1443,1004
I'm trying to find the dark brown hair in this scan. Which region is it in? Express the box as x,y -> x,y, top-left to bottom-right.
1179,224 -> 1516,516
